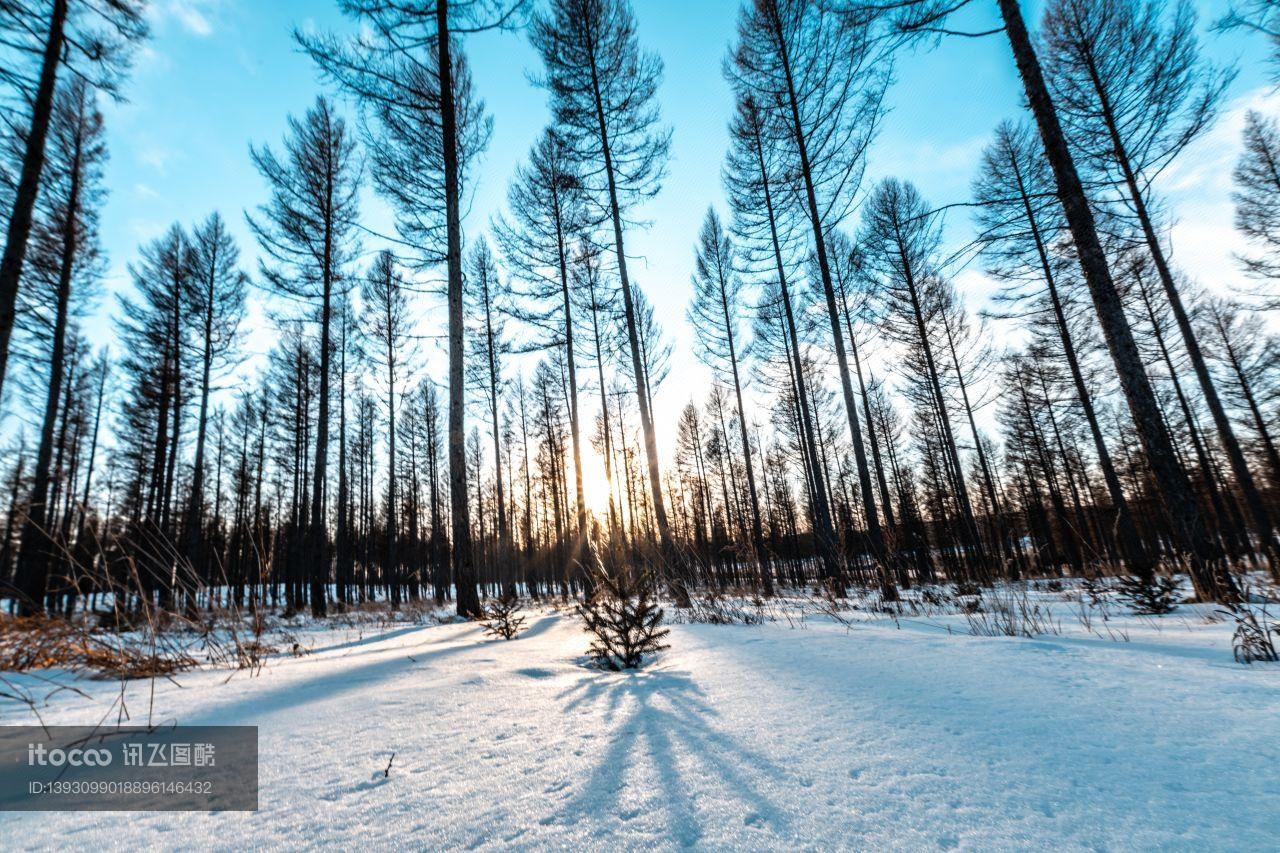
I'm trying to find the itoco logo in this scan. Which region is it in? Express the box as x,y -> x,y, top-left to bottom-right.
27,743 -> 114,767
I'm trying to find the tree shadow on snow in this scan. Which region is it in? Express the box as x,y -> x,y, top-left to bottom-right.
306,623 -> 437,657
510,613 -> 561,641
553,668 -> 791,846
182,627 -> 485,726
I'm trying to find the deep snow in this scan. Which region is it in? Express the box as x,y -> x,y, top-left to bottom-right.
2,594 -> 1278,851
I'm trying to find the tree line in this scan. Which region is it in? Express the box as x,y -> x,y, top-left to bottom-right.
1,0 -> 1278,623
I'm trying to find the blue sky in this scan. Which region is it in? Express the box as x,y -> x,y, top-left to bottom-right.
86,0 -> 1277,464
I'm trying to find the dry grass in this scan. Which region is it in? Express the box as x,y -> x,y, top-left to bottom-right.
0,615 -> 84,671
0,614 -> 197,679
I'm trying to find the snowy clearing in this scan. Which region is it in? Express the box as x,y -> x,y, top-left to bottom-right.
2,594 -> 1279,851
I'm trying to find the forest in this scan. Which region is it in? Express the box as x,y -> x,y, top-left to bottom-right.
2,0 -> 1280,848
1,0 -> 1279,643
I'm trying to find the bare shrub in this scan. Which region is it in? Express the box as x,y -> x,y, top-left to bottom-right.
1223,603 -> 1280,664
0,615 -> 83,670
80,644 -> 198,680
682,590 -> 765,625
0,615 -> 197,679
965,584 -> 1060,638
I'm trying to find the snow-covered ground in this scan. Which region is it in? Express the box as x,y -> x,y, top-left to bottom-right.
2,591 -> 1279,851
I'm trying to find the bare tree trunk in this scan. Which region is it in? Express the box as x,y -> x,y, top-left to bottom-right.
0,0 -> 68,403
586,51 -> 683,597
996,0 -> 1236,602
748,116 -> 841,582
1006,151 -> 1153,580
182,251 -> 221,602
439,0 -> 481,618
1078,40 -> 1279,564
1135,272 -> 1246,560
307,197 -> 333,618
716,262 -> 772,593
12,110 -> 80,614
553,219 -> 587,544
769,8 -> 886,589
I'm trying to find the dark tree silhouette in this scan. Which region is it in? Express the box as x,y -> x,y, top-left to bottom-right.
464,239 -> 512,583
973,120 -> 1152,581
10,81 -> 106,613
730,0 -> 893,588
994,0 -> 1235,602
724,92 -> 841,582
247,96 -> 362,616
180,213 -> 246,596
0,0 -> 146,406
301,0 -> 521,618
531,0 -> 679,584
1041,0 -> 1277,567
362,251 -> 412,603
687,207 -> 771,593
494,127 -> 597,545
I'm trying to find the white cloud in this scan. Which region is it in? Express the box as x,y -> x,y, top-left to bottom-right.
1156,84 -> 1280,301
137,143 -> 176,174
151,0 -> 223,38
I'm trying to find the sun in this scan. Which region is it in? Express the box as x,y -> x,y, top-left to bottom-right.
578,445 -> 618,519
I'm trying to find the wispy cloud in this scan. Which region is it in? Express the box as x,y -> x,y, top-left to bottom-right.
136,142 -> 177,174
1157,84 -> 1280,296
150,0 -> 225,38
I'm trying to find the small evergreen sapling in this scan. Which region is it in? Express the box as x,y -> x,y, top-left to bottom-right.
576,544 -> 669,671
482,590 -> 527,641
1116,576 -> 1180,615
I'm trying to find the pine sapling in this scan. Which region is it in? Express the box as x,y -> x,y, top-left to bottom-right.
1116,575 -> 1180,615
481,589 -> 527,641
576,544 -> 669,671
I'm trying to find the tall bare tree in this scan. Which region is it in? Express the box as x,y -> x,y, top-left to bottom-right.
531,0 -> 678,578
1041,0 -> 1278,564
494,127 -> 596,543
362,251 -> 412,603
724,92 -> 840,580
248,96 -> 362,616
973,120 -> 1152,580
995,0 -> 1235,601
0,0 -> 146,405
730,0 -> 892,583
10,80 -> 105,613
180,213 -> 246,589
302,0 -> 520,617
464,239 -> 512,573
687,207 -> 771,593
